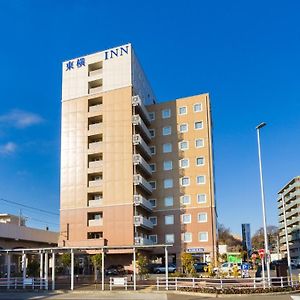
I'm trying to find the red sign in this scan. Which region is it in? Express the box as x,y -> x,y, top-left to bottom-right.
258,249 -> 265,258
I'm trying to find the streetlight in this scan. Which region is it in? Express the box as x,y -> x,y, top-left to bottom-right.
256,122 -> 271,286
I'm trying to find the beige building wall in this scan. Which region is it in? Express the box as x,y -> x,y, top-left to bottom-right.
147,94 -> 217,263
60,86 -> 134,248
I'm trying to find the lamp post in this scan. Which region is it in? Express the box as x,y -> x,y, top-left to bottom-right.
256,122 -> 271,286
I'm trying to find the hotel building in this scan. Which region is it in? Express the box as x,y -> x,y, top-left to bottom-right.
278,176 -> 300,259
60,43 -> 217,267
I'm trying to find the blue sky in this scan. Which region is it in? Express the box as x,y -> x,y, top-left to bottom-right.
0,1 -> 299,236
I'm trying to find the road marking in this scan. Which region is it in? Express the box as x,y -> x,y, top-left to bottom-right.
291,296 -> 300,300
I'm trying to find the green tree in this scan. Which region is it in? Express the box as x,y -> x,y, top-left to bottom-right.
181,253 -> 196,276
27,260 -> 40,277
218,224 -> 242,251
136,253 -> 149,279
60,253 -> 71,274
91,253 -> 102,282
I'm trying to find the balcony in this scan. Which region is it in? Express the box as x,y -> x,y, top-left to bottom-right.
132,95 -> 151,125
132,115 -> 151,141
88,199 -> 103,207
133,174 -> 152,194
88,123 -> 103,135
88,160 -> 103,169
133,154 -> 152,176
134,216 -> 153,230
88,219 -> 103,227
88,179 -> 102,188
88,104 -> 103,115
133,194 -> 153,212
134,236 -> 153,246
89,86 -> 103,94
89,69 -> 103,77
88,142 -> 103,154
132,134 -> 151,159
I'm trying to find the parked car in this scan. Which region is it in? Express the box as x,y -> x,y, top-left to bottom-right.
214,262 -> 241,274
105,264 -> 125,275
154,263 -> 176,274
194,262 -> 208,272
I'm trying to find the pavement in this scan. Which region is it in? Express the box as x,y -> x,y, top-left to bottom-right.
0,291 -> 300,300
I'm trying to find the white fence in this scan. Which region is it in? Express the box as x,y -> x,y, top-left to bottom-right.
156,276 -> 298,291
0,277 -> 48,290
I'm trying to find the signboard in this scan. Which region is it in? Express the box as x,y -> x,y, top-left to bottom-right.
258,249 -> 265,258
113,277 -> 126,286
186,248 -> 205,253
24,278 -> 33,285
227,254 -> 242,263
242,224 -> 252,254
241,263 -> 249,270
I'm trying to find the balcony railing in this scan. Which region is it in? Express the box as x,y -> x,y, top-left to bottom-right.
88,219 -> 103,227
132,95 -> 151,124
133,174 -> 152,194
132,134 -> 151,158
89,86 -> 103,94
88,123 -> 103,134
133,194 -> 153,212
88,141 -> 103,150
88,104 -> 103,114
89,69 -> 103,77
134,236 -> 153,246
133,154 -> 152,176
88,161 -> 103,169
134,216 -> 153,230
88,199 -> 103,207
88,179 -> 102,187
132,115 -> 151,141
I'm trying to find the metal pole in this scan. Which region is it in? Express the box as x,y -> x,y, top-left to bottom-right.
256,124 -> 271,286
51,252 -> 55,290
101,250 -> 105,291
165,247 -> 168,290
133,248 -> 136,291
70,250 -> 74,290
44,252 -> 48,290
282,194 -> 293,283
22,252 -> 26,289
40,251 -> 43,289
262,256 -> 265,289
7,253 -> 11,290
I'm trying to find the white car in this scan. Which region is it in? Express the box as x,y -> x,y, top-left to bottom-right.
214,262 -> 241,274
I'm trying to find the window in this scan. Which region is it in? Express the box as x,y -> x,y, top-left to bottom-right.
179,123 -> 188,133
149,163 -> 156,172
149,216 -> 157,226
165,234 -> 175,244
198,232 -> 208,242
149,129 -> 155,138
87,232 -> 103,239
196,157 -> 205,166
164,196 -> 174,207
181,195 -> 191,205
195,139 -> 204,148
197,194 -> 207,203
178,106 -> 187,115
149,235 -> 157,244
162,126 -> 172,136
179,141 -> 189,150
149,112 -> 155,121
182,214 -> 191,224
179,158 -> 189,168
194,103 -> 202,112
164,179 -> 173,189
149,199 -> 157,208
162,108 -> 171,119
150,146 -> 156,155
149,181 -> 156,189
163,160 -> 173,171
165,215 -> 174,225
196,176 -> 206,185
180,176 -> 190,186
194,121 -> 203,130
183,232 -> 192,243
198,212 -> 208,223
163,143 -> 172,153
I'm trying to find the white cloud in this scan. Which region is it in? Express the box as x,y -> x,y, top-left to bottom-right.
0,142 -> 17,154
0,109 -> 44,128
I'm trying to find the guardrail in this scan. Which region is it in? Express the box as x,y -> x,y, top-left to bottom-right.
0,277 -> 48,290
156,276 -> 298,291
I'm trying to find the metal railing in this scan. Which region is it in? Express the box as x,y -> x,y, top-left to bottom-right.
156,276 -> 298,291
0,277 -> 48,290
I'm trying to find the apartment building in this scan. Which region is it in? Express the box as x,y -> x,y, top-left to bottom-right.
278,176 -> 300,259
60,43 -> 217,267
